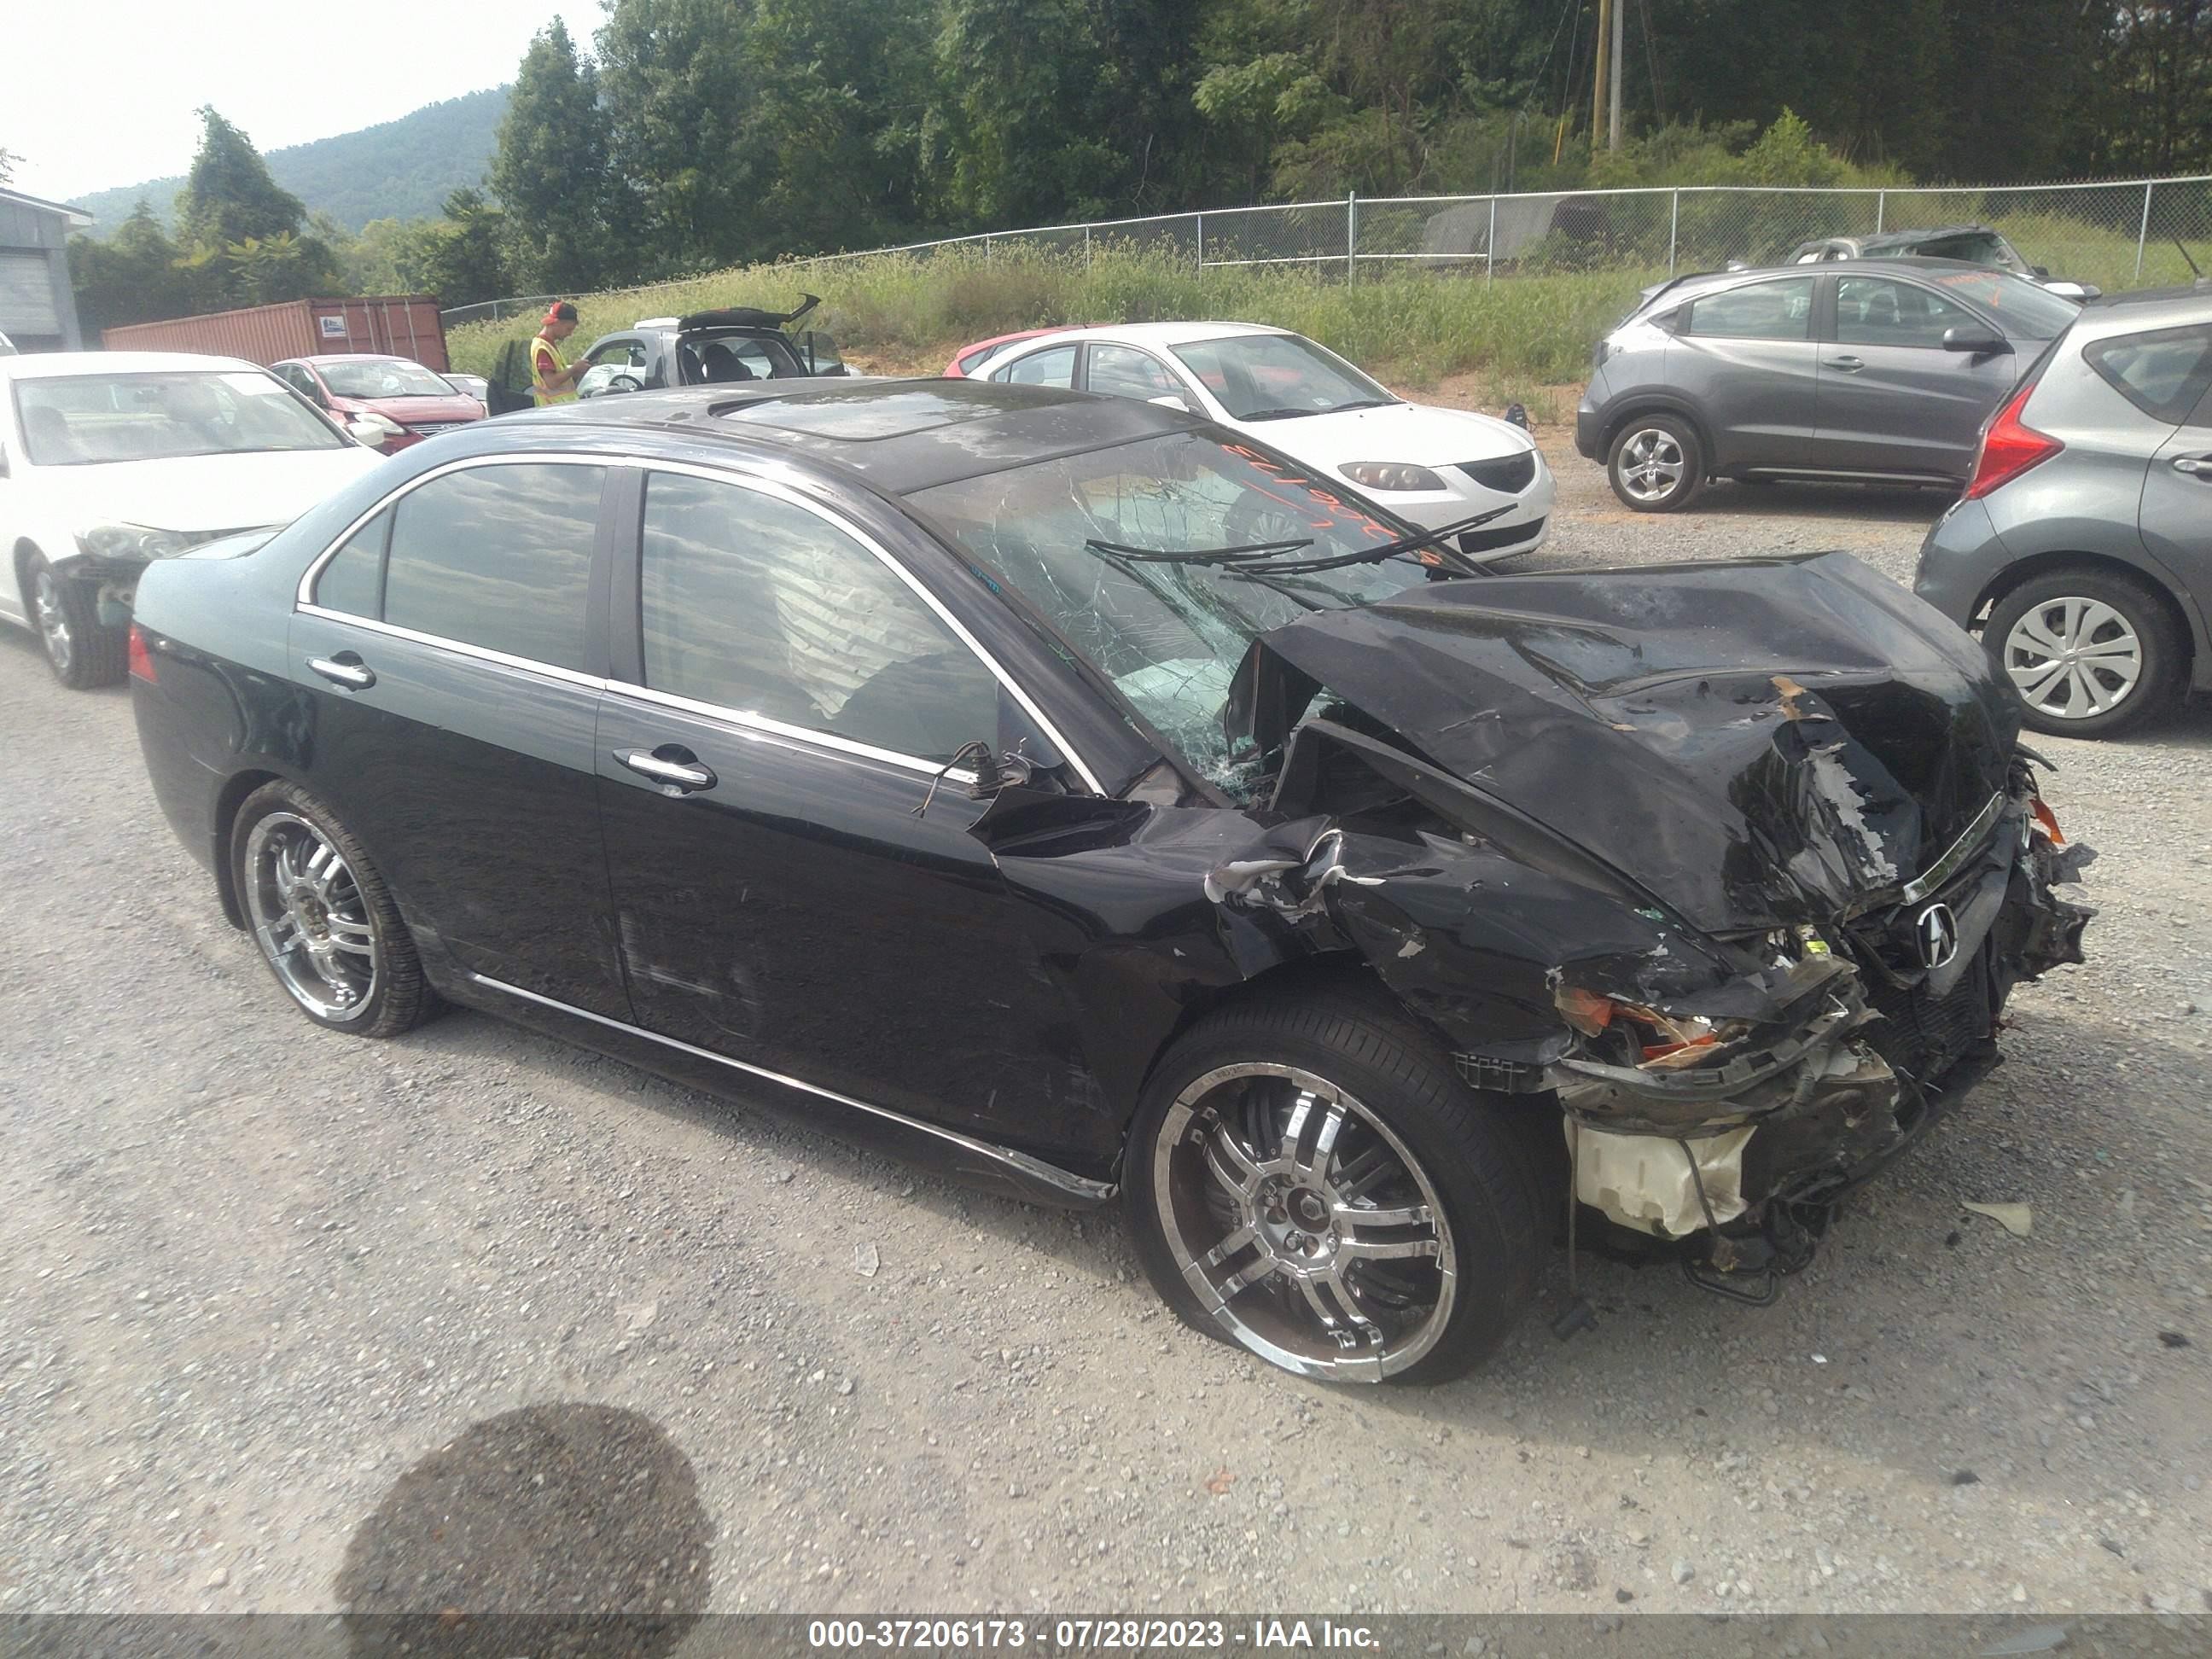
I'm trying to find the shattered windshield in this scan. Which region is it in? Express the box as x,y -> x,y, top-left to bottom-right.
908,433 -> 1426,795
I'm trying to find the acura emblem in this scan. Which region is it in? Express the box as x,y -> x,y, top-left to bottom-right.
1916,902 -> 1959,969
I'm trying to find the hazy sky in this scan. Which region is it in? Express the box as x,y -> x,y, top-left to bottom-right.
7,0 -> 592,205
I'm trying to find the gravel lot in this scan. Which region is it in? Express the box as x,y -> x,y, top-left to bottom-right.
2,423 -> 2208,1625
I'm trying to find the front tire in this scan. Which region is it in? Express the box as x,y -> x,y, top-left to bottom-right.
1606,415 -> 1703,512
1125,989 -> 1540,1384
1984,566 -> 2183,738
230,781 -> 436,1038
24,552 -> 126,690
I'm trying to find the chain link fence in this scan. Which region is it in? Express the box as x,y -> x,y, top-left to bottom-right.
445,176 -> 2212,326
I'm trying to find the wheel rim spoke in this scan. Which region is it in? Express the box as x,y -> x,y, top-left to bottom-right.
326,916 -> 375,956
1335,1198 -> 1431,1229
2011,657 -> 2067,701
1213,1254 -> 1277,1305
2069,664 -> 2110,713
2015,610 -> 2065,655
1337,1234 -> 1443,1263
1204,1121 -> 1262,1196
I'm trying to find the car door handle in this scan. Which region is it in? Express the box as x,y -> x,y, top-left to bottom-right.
1825,355 -> 1866,371
308,655 -> 375,690
2174,456 -> 2211,476
616,747 -> 718,792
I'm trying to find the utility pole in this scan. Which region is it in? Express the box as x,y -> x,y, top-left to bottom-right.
1608,0 -> 1624,151
1591,0 -> 1610,152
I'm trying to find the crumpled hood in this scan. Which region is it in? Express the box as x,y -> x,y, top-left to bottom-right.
1231,551 -> 2018,934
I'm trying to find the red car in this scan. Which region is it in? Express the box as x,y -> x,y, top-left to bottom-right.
943,327 -> 1098,377
271,354 -> 486,454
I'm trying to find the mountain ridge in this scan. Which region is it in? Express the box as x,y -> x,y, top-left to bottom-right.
69,87 -> 509,237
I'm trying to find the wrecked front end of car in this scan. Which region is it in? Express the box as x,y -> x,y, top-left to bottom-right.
1204,551 -> 2093,1301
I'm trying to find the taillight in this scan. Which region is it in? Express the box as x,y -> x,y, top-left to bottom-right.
1963,381 -> 2063,501
127,622 -> 158,684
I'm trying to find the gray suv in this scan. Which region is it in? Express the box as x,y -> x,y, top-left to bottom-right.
1915,285 -> 2212,737
1575,259 -> 2082,511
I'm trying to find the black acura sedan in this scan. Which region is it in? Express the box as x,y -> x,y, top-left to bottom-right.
131,380 -> 2092,1383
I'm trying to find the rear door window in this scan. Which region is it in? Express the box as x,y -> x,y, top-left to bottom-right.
312,509 -> 391,617
991,346 -> 1077,388
1685,277 -> 1813,341
1086,345 -> 1184,400
2083,324 -> 2212,424
381,463 -> 606,670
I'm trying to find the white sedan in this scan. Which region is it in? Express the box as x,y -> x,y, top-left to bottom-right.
965,322 -> 1554,562
0,352 -> 383,688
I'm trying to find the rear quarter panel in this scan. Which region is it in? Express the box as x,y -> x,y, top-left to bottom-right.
129,463 -> 407,890
1978,363 -> 2212,673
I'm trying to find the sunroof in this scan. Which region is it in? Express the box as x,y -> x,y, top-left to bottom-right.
719,384 -> 1068,441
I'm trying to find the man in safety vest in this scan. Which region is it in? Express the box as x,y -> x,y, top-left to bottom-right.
530,301 -> 589,405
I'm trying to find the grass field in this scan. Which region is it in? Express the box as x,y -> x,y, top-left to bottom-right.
444,203 -> 2203,405
445,245 -> 1655,408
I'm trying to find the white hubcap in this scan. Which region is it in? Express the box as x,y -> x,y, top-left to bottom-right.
2003,597 -> 2142,719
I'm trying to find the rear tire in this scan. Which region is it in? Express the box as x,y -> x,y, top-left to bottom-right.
230,781 -> 438,1039
1606,415 -> 1703,512
1983,566 -> 2183,738
24,551 -> 126,690
1125,987 -> 1541,1384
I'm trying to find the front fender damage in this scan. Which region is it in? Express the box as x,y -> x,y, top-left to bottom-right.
1198,719 -> 2095,1298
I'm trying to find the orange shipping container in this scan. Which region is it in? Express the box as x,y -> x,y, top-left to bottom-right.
101,295 -> 450,372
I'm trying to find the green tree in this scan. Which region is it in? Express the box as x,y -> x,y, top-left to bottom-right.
177,108 -> 311,247
419,188 -> 512,307
67,199 -> 182,333
336,216 -> 446,293
739,0 -> 933,252
923,0 -> 1135,224
2087,2 -> 2212,174
172,108 -> 341,308
492,19 -> 615,291
597,0 -> 764,275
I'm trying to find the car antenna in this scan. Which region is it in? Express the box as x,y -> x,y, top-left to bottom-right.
2176,239 -> 2204,282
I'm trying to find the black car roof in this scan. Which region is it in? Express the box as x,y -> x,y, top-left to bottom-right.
1854,224 -> 1998,252
502,376 -> 1204,495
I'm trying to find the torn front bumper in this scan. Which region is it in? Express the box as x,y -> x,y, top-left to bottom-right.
1534,789 -> 2092,1267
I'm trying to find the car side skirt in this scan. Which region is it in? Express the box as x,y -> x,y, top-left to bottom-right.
462,973 -> 1120,1211
1733,467 -> 1958,486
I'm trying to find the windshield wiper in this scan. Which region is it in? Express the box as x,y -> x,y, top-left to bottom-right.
1242,504 -> 1516,575
1084,504 -> 1514,580
1235,407 -> 1320,422
1082,535 -> 1313,568
1328,397 -> 1399,411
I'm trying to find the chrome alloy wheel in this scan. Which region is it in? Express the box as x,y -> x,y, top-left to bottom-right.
1152,1063 -> 1458,1381
243,812 -> 379,1021
30,567 -> 73,676
2002,596 -> 2143,720
1615,427 -> 1686,503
